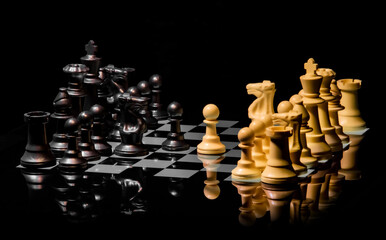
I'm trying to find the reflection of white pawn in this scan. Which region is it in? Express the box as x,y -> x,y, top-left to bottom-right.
197,104 -> 226,155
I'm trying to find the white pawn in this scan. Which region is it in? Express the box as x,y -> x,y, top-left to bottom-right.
231,127 -> 261,181
197,104 -> 226,155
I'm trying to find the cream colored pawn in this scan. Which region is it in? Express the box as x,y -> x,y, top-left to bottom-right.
197,104 -> 226,155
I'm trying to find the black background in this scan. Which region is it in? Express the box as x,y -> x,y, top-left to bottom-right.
0,1 -> 385,236
1,1 -> 382,134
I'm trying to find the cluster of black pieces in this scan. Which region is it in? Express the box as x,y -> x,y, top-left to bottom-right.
20,40 -> 190,171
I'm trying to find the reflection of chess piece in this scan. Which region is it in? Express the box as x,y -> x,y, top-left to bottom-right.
318,173 -> 333,210
329,173 -> 345,200
290,94 -> 318,169
197,104 -> 226,155
252,184 -> 269,218
21,168 -> 55,217
21,111 -> 56,168
337,79 -> 366,132
261,126 -> 297,225
290,197 -> 313,225
305,181 -> 322,219
300,58 -> 332,160
50,87 -> 73,158
338,132 -> 367,180
329,80 -> 350,144
197,153 -> 225,200
114,176 -> 144,215
232,180 -> 260,227
231,127 -> 261,181
247,80 -> 276,155
249,119 -> 267,172
316,68 -> 343,153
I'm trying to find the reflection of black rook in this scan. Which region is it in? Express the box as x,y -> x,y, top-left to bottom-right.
21,111 -> 56,168
114,93 -> 148,157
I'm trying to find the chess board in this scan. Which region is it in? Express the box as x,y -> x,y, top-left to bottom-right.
18,118 -> 321,181
85,119 -> 242,181
17,119 -> 245,180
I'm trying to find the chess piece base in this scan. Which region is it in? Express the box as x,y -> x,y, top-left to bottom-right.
306,133 -> 332,160
59,154 -> 87,171
21,111 -> 56,168
49,133 -> 68,158
162,139 -> 190,151
114,144 -> 148,157
261,182 -> 297,225
197,136 -> 226,155
21,151 -> 56,168
93,142 -> 113,156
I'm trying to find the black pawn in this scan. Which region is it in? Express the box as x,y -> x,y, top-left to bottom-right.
59,117 -> 87,170
149,74 -> 168,120
50,87 -> 73,158
90,104 -> 112,156
77,111 -> 101,161
162,101 -> 190,151
21,111 -> 56,168
113,92 -> 148,157
137,81 -> 158,129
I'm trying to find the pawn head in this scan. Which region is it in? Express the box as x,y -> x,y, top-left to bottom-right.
77,111 -> 93,127
249,119 -> 266,137
126,86 -> 141,97
149,74 -> 162,88
238,127 -> 255,144
64,117 -> 79,134
90,104 -> 105,121
167,101 -> 183,118
137,80 -> 151,95
289,94 -> 303,105
277,100 -> 293,113
203,104 -> 219,121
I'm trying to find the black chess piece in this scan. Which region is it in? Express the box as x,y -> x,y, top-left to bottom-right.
137,81 -> 158,129
149,74 -> 168,120
80,40 -> 103,111
21,111 -> 56,168
49,87 -> 73,158
101,65 -> 128,142
90,104 -> 112,156
113,92 -> 148,157
77,111 -> 101,161
64,63 -> 88,116
59,117 -> 87,170
108,92 -> 124,142
161,101 -> 190,151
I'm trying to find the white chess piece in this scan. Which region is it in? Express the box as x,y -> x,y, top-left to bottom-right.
197,104 -> 226,155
